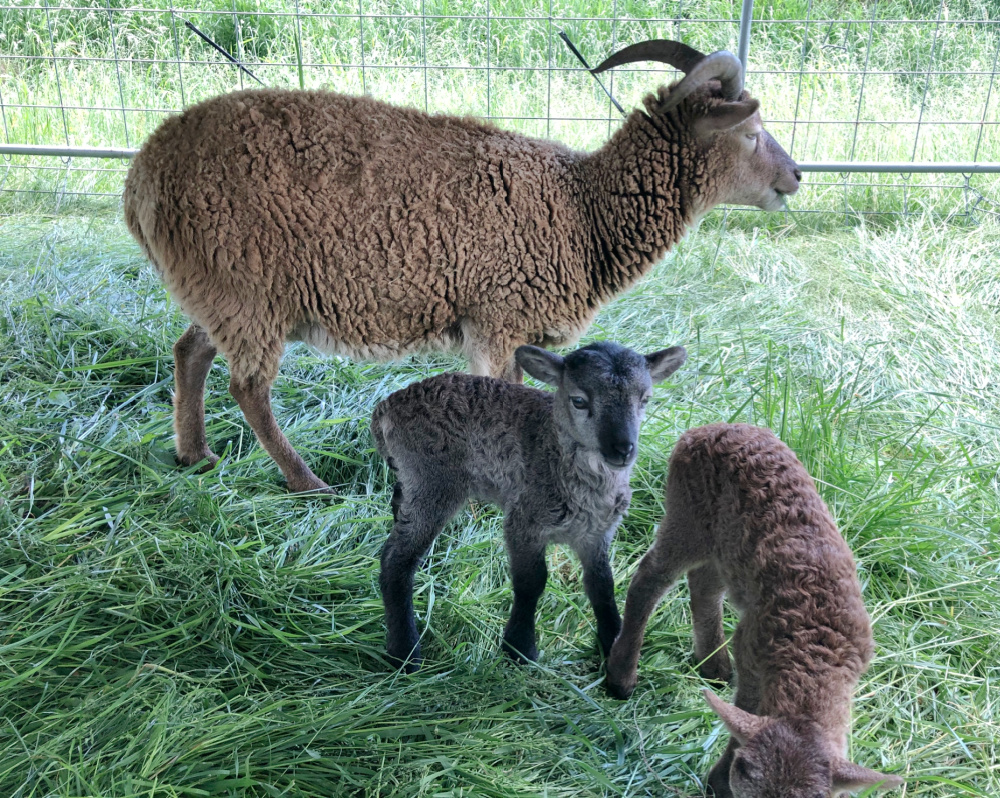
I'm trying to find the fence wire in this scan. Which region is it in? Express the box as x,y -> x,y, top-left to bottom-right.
1,0 -> 998,221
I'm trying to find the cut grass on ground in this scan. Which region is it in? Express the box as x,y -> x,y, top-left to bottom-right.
1,211 -> 998,796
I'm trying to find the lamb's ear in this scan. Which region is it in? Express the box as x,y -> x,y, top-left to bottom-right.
702,689 -> 768,745
694,99 -> 760,136
830,759 -> 903,794
645,345 -> 687,383
515,345 -> 565,386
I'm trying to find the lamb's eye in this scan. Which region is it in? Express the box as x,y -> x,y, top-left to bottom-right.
746,133 -> 759,144
571,396 -> 589,410
640,396 -> 651,407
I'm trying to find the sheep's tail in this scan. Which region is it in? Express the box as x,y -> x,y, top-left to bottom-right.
122,154 -> 165,275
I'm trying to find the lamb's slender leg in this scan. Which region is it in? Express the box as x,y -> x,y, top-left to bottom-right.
605,498 -> 712,698
228,374 -> 330,493
501,528 -> 548,663
604,541 -> 685,699
689,563 -> 731,684
576,534 -> 621,658
173,324 -> 219,467
380,480 -> 465,672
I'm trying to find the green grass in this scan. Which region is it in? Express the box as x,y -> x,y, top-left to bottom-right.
1,211 -> 998,796
2,1 -> 999,794
1,0 -> 998,217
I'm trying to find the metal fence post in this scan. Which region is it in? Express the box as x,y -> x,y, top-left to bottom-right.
737,0 -> 754,71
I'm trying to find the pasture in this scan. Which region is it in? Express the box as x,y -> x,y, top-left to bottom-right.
1,0 -> 999,795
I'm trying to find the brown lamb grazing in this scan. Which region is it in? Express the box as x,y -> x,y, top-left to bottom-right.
605,424 -> 903,798
123,40 -> 800,493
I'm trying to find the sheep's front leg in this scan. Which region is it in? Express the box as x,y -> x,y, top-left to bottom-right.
501,521 -> 547,663
605,541 -> 691,699
380,480 -> 465,672
228,374 -> 330,494
173,324 -> 219,468
576,534 -> 622,659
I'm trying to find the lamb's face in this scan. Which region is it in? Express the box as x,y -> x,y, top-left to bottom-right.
704,691 -> 903,798
560,344 -> 654,469
728,720 -> 832,798
514,342 -> 686,471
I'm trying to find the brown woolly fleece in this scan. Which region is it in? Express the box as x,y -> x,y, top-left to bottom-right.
124,83 -> 798,492
606,424 -> 901,797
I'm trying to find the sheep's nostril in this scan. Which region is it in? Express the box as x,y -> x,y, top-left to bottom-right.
793,168 -> 803,183
609,442 -> 635,464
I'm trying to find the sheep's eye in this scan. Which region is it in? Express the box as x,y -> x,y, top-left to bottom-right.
745,132 -> 759,141
640,396 -> 651,407
571,396 -> 589,410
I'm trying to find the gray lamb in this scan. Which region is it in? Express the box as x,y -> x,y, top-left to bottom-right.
605,423 -> 903,797
123,39 -> 799,493
371,340 -> 686,671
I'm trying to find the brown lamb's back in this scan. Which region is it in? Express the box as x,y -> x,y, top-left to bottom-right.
606,424 -> 901,798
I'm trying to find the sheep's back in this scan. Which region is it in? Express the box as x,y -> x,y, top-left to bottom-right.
125,89 -> 592,358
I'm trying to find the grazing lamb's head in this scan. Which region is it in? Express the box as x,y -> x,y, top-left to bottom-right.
514,341 -> 686,469
592,40 -> 801,213
704,691 -> 904,798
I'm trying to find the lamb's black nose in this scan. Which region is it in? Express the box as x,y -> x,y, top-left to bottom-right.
605,441 -> 635,467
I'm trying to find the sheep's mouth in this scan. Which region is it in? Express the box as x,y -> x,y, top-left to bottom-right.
764,190 -> 790,211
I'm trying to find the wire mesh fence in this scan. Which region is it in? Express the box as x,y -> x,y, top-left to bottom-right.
1,0 -> 998,221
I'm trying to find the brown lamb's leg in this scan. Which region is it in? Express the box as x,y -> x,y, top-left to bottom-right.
173,324 -> 219,468
228,373 -> 331,494
604,542 -> 683,699
689,563 -> 732,684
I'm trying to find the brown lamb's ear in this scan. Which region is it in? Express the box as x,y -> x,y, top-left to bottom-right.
830,758 -> 904,794
702,689 -> 770,745
694,99 -> 761,137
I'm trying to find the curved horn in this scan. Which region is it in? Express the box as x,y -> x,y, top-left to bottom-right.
590,39 -> 706,76
590,39 -> 744,108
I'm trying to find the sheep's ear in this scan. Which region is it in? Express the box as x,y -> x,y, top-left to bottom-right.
830,759 -> 903,794
694,99 -> 760,136
703,689 -> 769,745
645,346 -> 687,383
515,345 -> 565,386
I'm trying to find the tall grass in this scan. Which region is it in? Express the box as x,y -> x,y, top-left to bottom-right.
1,0 -> 998,216
1,211 -> 998,796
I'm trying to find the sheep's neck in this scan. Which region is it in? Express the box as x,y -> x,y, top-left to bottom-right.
578,111 -> 698,304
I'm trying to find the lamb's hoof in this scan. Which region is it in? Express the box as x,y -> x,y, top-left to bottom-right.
176,450 -> 220,473
697,655 -> 733,686
604,671 -> 637,700
501,638 -> 538,665
386,652 -> 422,674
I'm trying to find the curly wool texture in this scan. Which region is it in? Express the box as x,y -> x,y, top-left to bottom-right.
666,423 -> 872,752
124,86 -> 746,382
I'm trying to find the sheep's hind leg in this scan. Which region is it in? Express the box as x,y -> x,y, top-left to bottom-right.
689,564 -> 732,684
380,479 -> 466,672
228,373 -> 330,494
173,324 -> 219,469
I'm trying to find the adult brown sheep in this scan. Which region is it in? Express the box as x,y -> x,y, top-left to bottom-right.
124,40 -> 801,493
